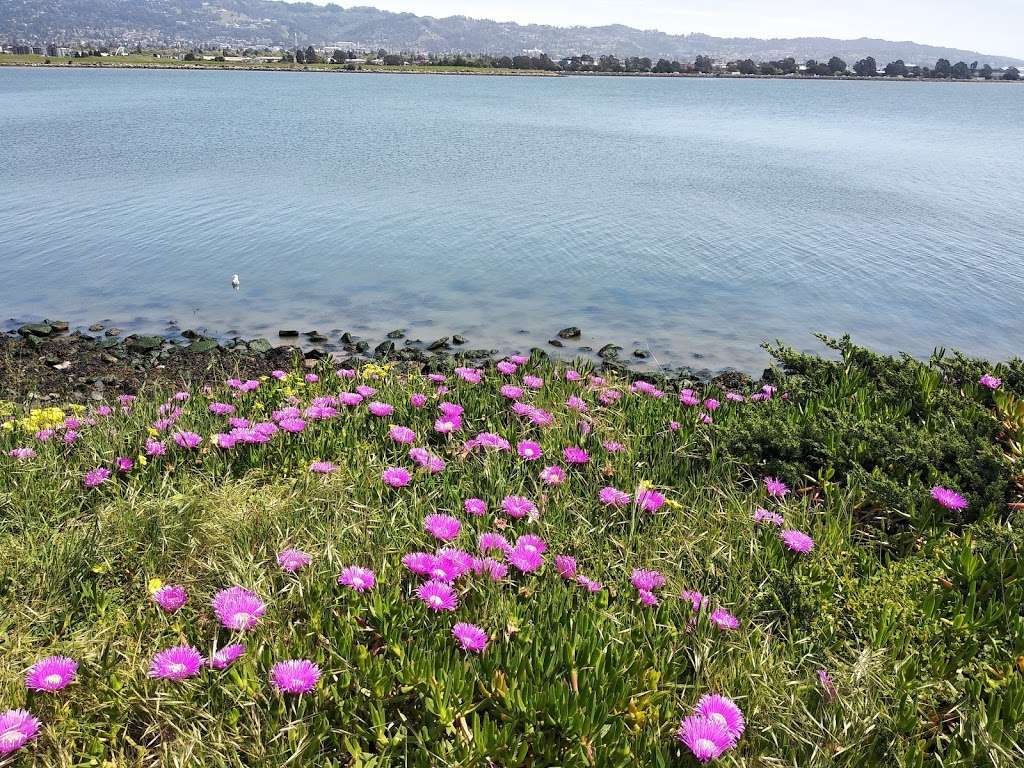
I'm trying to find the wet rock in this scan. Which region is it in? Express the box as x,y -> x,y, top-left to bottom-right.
374,341 -> 395,358
181,329 -> 201,340
24,335 -> 43,350
354,341 -> 370,354
126,335 -> 163,351
386,329 -> 405,339
100,353 -> 119,364
105,328 -> 122,337
633,349 -> 649,359
548,339 -> 564,347
598,343 -> 622,359
248,338 -> 273,355
304,348 -> 326,360
50,321 -> 69,333
98,337 -> 121,350
529,347 -> 550,361
427,337 -> 450,351
452,334 -> 467,345
187,339 -> 219,354
88,323 -> 104,332
278,329 -> 299,338
711,370 -> 753,390
557,326 -> 581,339
578,346 -> 593,353
340,332 -> 354,344
18,323 -> 52,337
308,332 -> 329,344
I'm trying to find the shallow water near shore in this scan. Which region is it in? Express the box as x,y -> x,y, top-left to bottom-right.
1,68 -> 1022,371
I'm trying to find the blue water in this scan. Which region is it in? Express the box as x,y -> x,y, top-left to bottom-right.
1,68 -> 1022,371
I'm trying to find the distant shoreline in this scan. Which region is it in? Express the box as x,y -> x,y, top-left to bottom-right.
1,57 -> 1020,82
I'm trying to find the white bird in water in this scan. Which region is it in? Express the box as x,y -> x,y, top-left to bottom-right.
231,274 -> 240,290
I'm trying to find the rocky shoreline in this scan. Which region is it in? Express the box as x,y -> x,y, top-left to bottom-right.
1,320 -> 756,403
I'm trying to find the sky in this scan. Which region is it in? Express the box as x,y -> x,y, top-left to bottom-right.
304,1 -> 1024,57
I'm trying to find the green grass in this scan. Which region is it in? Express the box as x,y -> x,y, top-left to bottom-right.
0,338 -> 1021,766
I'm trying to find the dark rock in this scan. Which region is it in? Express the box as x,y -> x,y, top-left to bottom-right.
126,335 -> 163,351
427,337 -> 450,351
278,329 -> 299,338
308,333 -> 329,344
354,341 -> 370,354
88,323 -> 104,332
304,348 -> 326,360
247,338 -> 273,355
633,349 -> 649,359
375,341 -> 396,358
578,346 -> 593,353
452,334 -> 467,345
181,329 -> 201,340
340,332 -> 354,344
548,339 -> 563,348
105,328 -> 122,337
50,321 -> 69,333
710,370 -> 753,390
187,339 -> 219,354
24,335 -> 43,349
529,347 -> 550,360
97,337 -> 121,349
598,343 -> 622,359
557,326 -> 582,339
386,329 -> 405,339
18,323 -> 52,337
101,353 -> 119,364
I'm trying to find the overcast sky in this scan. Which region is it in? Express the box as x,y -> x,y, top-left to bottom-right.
306,1 -> 1023,57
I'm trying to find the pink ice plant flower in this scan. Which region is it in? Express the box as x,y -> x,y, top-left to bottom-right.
637,488 -> 666,512
602,440 -> 625,453
600,486 -> 631,507
539,465 -> 566,485
577,575 -> 604,592
501,495 -> 537,519
152,585 -> 188,613
212,586 -> 266,631
478,532 -> 511,554
410,392 -> 428,408
145,439 -> 166,457
271,660 -> 320,695
631,569 -> 666,592
931,486 -> 968,511
694,694 -> 746,741
368,401 -> 393,417
464,498 -> 487,517
382,467 -> 411,487
763,476 -> 789,497
754,508 -> 784,526
780,529 -> 815,554
149,645 -> 203,680
523,375 -> 543,389
497,360 -> 518,375
26,656 -> 78,692
209,402 -> 236,416
710,608 -> 740,631
681,590 -> 709,611
115,456 -> 134,473
677,714 -> 734,763
310,461 -> 337,474
508,545 -> 543,573
472,557 -> 508,581
452,623 -> 488,652
0,709 -> 41,755
555,555 -> 577,579
417,580 -> 458,612
172,431 -> 202,449
277,549 -> 312,573
84,467 -> 111,489
279,417 -> 306,433
517,440 -> 543,460
516,534 -> 547,554
500,385 -> 524,399
210,644 -> 246,670
563,446 -> 590,465
979,374 -> 1002,390
8,448 -> 36,459
389,425 -> 416,444
424,514 -> 461,542
338,566 -> 376,592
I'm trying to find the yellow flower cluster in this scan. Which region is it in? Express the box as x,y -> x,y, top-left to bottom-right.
362,362 -> 393,379
2,405 -> 67,433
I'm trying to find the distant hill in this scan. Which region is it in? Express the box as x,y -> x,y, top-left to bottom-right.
4,0 -> 1022,67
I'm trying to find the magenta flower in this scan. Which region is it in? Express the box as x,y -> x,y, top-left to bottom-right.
563,446 -> 590,465
539,465 -> 566,485
149,645 -> 203,680
753,507 -> 784,526
8,448 -> 36,459
271,369 -> 287,379
478,532 -> 511,554
681,590 -> 708,611
0,710 -> 41,755
277,549 -> 312,573
455,367 -> 483,384
310,461 -> 337,474
566,369 -> 581,381
173,431 -> 202,449
464,498 -> 487,517
209,402 -> 236,416
638,589 -> 659,606
679,389 -> 700,407
212,586 -> 266,631
500,385 -> 524,400
523,375 -> 543,389
304,373 -> 319,384
501,495 -> 537,519
83,467 -> 111,489
631,569 -> 666,592
602,440 -> 625,453
279,417 -> 306,433
389,425 -> 416,444
424,514 -> 461,542
382,467 -> 411,487
677,714 -> 734,763
695,694 -> 745,740
780,529 -> 815,554
577,575 -> 604,592
338,566 -> 376,592
152,584 -> 188,613
931,486 -> 968,511
529,408 -> 554,426
763,476 -> 789,497
368,401 -> 394,417
410,393 -> 428,408
566,395 -> 588,412
637,488 -> 666,512
516,534 -> 547,554
631,380 -> 664,398
402,552 -> 435,576
145,439 -> 166,457
979,374 -> 1002,390
599,486 -> 631,507
510,354 -> 528,365
818,668 -> 838,701
417,580 -> 458,612
25,656 -> 77,692
336,368 -> 356,379
472,557 -> 508,581
304,405 -> 337,420
704,398 -> 720,411
555,555 -> 577,579
517,440 -> 543,461
710,608 -> 740,631
339,392 -> 363,407
427,374 -> 446,383
271,659 -> 321,695
452,622 -> 488,652
497,360 -> 518,375
508,545 -> 543,573
210,644 -> 246,670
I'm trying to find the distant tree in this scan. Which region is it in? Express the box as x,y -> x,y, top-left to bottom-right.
951,61 -> 970,79
694,55 -> 714,73
376,48 -> 387,59
598,55 -> 622,72
280,51 -> 294,63
1005,67 -> 1021,81
827,56 -> 847,74
853,57 -> 877,76
330,49 -> 346,64
933,58 -> 952,78
759,62 -> 779,75
213,55 -> 225,62
970,61 -> 978,72
493,56 -> 513,69
737,58 -> 758,75
304,46 -> 319,64
382,53 -> 403,65
804,59 -> 829,76
294,48 -> 305,64
980,64 -> 993,79
884,59 -> 908,77
183,51 -> 196,61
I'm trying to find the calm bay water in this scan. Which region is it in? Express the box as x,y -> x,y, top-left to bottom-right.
1,68 -> 1022,371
